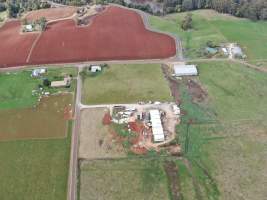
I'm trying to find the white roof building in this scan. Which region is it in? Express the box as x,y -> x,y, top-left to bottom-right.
90,65 -> 102,73
174,64 -> 198,76
31,68 -> 46,77
149,110 -> 165,142
26,24 -> 33,32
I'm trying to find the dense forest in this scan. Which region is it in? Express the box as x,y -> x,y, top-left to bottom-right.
1,0 -> 267,20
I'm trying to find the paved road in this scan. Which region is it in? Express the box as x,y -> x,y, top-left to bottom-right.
67,66 -> 83,200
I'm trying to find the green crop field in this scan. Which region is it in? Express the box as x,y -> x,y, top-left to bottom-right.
79,159 -> 171,200
0,122 -> 72,200
150,9 -> 267,60
82,64 -> 172,104
176,61 -> 267,200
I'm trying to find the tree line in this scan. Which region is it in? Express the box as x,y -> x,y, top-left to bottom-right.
1,0 -> 267,21
163,0 -> 267,20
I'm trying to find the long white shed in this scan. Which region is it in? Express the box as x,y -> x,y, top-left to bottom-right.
174,64 -> 198,76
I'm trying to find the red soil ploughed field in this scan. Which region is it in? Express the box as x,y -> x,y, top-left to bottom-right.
25,6 -> 77,22
0,21 -> 38,68
0,6 -> 176,68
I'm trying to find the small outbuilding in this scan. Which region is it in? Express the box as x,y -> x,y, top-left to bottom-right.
31,68 -> 47,77
25,24 -> 33,32
89,65 -> 102,73
173,64 -> 198,76
232,46 -> 244,58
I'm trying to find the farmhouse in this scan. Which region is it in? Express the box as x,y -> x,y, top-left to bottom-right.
31,68 -> 46,77
173,64 -> 198,76
51,76 -> 71,88
149,109 -> 165,142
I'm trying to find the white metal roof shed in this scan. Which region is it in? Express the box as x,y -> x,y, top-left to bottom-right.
153,134 -> 165,142
174,64 -> 198,76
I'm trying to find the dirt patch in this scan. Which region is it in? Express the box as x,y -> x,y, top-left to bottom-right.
25,7 -> 77,22
0,20 -> 39,68
164,161 -> 181,200
79,108 -> 125,159
0,94 -> 73,141
162,64 -> 180,104
186,78 -> 208,103
102,112 -> 112,125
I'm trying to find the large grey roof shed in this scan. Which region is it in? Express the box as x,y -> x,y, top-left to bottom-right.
174,64 -> 198,76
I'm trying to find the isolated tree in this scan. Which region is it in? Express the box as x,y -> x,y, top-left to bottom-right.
43,79 -> 51,87
181,13 -> 193,30
39,17 -> 47,31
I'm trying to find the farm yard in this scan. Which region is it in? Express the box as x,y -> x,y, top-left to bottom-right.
79,108 -> 125,159
150,9 -> 267,60
25,6 -> 77,22
82,64 -> 172,104
0,6 -> 176,68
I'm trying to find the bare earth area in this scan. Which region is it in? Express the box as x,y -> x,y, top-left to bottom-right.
0,94 -> 72,141
25,7 -> 77,22
79,108 -> 125,159
0,6 -> 176,68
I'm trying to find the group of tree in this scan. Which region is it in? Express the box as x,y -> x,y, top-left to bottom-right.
4,0 -> 50,18
181,13 -> 192,30
163,0 -> 267,21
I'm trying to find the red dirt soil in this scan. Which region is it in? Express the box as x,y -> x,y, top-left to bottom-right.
28,6 -> 176,64
0,20 -> 38,68
0,6 -> 176,68
25,7 -> 77,22
102,113 -> 112,125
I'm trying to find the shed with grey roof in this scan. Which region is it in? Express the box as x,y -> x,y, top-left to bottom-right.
173,64 -> 198,76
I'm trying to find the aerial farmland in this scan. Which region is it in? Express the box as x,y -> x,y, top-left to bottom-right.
0,1 -> 266,200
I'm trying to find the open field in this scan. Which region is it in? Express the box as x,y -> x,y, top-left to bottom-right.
82,64 -> 172,104
177,61 -> 267,200
198,61 -> 267,121
0,122 -> 72,200
0,6 -> 175,68
25,6 -> 77,22
79,159 -> 170,200
150,9 -> 267,60
28,6 -> 175,65
79,108 -> 125,159
0,94 -> 73,141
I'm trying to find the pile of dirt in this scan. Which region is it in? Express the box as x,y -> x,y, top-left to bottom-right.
162,65 -> 180,104
63,105 -> 73,120
131,146 -> 147,155
102,113 -> 112,125
187,79 -> 208,103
